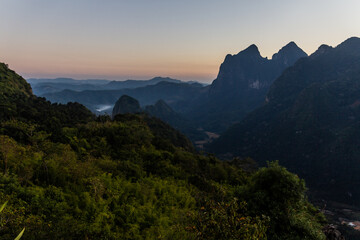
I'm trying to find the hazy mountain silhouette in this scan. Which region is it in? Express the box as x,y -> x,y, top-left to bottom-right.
29,77 -> 191,96
42,81 -> 205,114
184,42 -> 307,133
112,96 -> 207,141
105,77 -> 182,90
144,100 -> 184,125
210,37 -> 360,204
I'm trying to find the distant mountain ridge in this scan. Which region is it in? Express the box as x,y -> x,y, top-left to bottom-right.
105,77 -> 182,90
27,77 -> 111,85
209,37 -> 360,204
29,76 -> 201,95
43,81 -> 205,115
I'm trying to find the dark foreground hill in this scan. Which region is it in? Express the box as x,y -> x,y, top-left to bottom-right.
0,62 -> 328,239
210,37 -> 360,205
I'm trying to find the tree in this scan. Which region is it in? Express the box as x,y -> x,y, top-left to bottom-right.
240,161 -> 326,240
188,198 -> 268,240
0,201 -> 25,240
0,136 -> 17,175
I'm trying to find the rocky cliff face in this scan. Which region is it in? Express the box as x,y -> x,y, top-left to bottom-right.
186,42 -> 307,133
210,42 -> 307,96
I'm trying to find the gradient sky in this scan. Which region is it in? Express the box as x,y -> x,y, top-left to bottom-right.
1,0 -> 359,83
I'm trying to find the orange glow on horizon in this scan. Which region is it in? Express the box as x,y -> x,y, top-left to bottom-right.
1,0 -> 359,83
5,57 -> 219,82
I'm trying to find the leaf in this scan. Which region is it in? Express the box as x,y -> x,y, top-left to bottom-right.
0,201 -> 8,213
14,228 -> 25,240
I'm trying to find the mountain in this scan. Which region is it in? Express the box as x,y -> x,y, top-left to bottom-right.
27,78 -> 111,85
111,95 -> 196,152
31,82 -> 104,95
0,63 -> 94,140
42,81 -> 206,114
0,63 -> 92,124
144,100 -> 184,126
112,95 -> 142,117
104,76 -> 182,90
0,62 -> 33,120
112,96 -> 207,141
0,61 -> 332,240
29,77 -> 193,96
184,42 -> 307,133
210,37 -> 360,204
0,63 -> 32,98
28,78 -> 110,95
143,99 -> 208,141
271,41 -> 309,67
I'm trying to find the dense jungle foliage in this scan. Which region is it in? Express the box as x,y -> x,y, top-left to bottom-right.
0,62 -> 327,239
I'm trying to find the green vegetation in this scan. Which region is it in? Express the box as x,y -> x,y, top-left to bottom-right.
239,162 -> 326,239
0,63 -> 326,239
0,201 -> 25,239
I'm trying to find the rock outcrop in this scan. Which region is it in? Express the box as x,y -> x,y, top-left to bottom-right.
112,95 -> 141,117
323,225 -> 345,240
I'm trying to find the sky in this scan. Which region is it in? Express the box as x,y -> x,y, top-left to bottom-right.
0,0 -> 359,83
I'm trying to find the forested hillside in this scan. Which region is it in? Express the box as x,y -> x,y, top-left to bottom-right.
0,63 -> 327,239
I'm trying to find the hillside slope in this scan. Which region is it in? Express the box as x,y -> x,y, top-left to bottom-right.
0,62 -> 327,239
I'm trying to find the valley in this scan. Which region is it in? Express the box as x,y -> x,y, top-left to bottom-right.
4,37 -> 360,239
29,39 -> 360,211
3,1 -> 359,239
